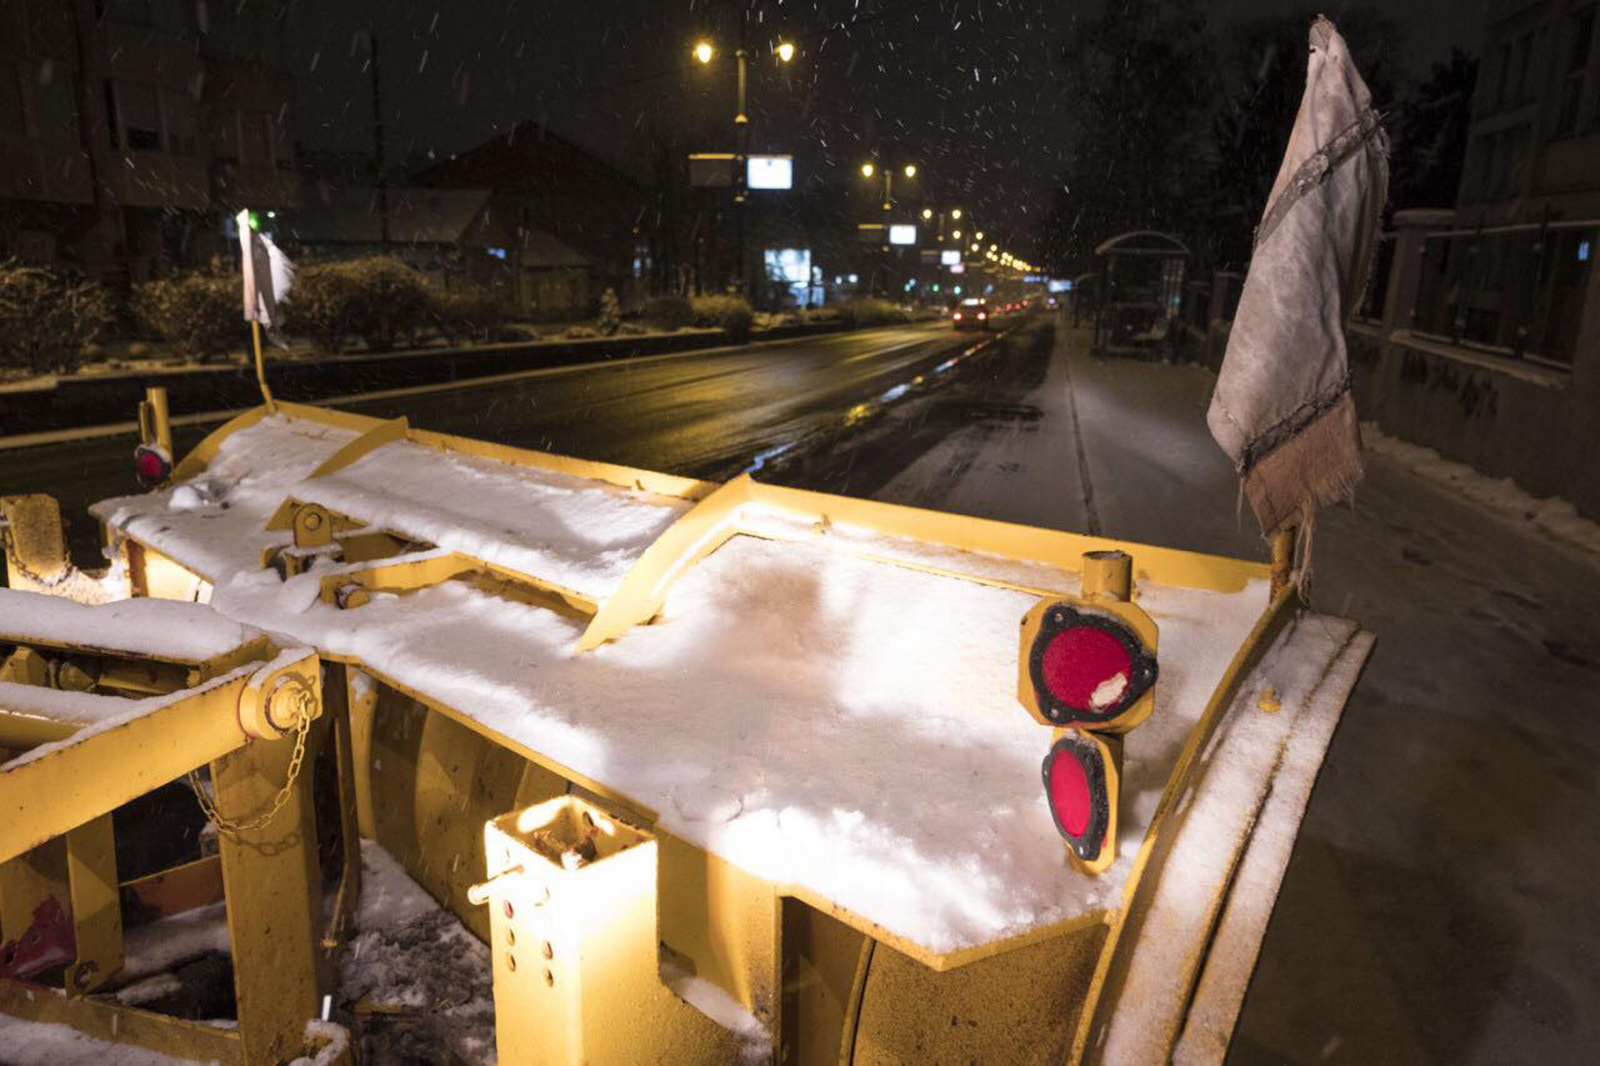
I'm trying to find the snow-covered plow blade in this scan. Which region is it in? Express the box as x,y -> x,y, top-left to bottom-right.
1,401 -> 1371,1064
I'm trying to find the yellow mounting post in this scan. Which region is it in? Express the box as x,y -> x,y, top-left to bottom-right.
138,386 -> 173,458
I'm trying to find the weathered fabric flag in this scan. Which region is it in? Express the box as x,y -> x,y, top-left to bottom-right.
1207,17 -> 1388,537
236,208 -> 295,349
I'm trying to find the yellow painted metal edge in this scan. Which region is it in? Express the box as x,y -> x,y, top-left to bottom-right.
319,656 -> 660,826
0,979 -> 242,1063
264,416 -> 411,531
578,475 -> 757,650
745,480 -> 1268,594
783,882 -> 1113,974
1068,590 -> 1300,1063
169,406 -> 270,482
408,425 -> 716,501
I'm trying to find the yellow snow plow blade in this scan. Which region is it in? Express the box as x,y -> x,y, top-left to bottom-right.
1,401 -> 1371,1064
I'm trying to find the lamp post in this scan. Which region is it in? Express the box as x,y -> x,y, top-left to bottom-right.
860,160 -> 917,296
693,24 -> 794,300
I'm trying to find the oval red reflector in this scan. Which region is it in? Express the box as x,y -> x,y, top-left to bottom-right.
1046,743 -> 1091,837
135,451 -> 167,480
1041,626 -> 1132,713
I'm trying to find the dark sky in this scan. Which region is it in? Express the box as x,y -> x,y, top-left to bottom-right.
286,0 -> 1489,252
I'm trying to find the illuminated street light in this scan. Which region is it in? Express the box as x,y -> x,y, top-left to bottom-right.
975,230 -> 985,241
776,40 -> 795,62
990,243 -> 998,252
903,164 -> 917,178
951,208 -> 963,220
861,162 -> 876,178
970,242 -> 979,252
694,40 -> 714,64
952,229 -> 962,239
922,208 -> 933,220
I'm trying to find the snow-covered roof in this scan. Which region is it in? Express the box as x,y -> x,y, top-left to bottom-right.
93,409 -> 1273,960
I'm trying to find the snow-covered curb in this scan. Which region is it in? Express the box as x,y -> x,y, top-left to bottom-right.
1362,421 -> 1600,560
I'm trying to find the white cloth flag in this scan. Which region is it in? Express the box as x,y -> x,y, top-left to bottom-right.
237,208 -> 295,349
1206,17 -> 1388,537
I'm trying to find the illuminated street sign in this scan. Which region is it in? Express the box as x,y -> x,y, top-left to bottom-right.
747,155 -> 794,189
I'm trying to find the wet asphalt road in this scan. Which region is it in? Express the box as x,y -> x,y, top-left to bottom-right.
3,318 -> 1032,562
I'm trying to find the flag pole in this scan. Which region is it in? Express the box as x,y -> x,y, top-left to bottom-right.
251,319 -> 278,414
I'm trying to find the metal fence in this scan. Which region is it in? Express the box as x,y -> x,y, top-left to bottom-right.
1410,219 -> 1594,369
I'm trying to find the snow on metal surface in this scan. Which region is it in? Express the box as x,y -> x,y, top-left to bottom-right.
0,679 -> 163,727
289,437 -> 691,600
90,411 -> 1271,955
0,588 -> 253,662
201,529 -> 1266,955
93,415 -> 360,580
0,1012 -> 220,1066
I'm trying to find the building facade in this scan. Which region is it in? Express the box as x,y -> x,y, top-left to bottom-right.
0,0 -> 297,285
1345,0 -> 1600,520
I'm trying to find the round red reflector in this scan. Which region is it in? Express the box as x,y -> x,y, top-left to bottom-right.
135,451 -> 166,480
1046,744 -> 1091,837
1041,626 -> 1132,713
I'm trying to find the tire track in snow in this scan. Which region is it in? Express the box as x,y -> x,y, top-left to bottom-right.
1062,340 -> 1102,536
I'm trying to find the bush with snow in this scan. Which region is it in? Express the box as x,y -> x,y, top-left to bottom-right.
691,295 -> 754,343
0,261 -> 111,374
834,298 -> 909,329
131,274 -> 241,361
427,282 -> 507,344
642,294 -> 694,330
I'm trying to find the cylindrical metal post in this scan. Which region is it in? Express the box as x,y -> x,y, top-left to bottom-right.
142,386 -> 172,457
1081,549 -> 1132,602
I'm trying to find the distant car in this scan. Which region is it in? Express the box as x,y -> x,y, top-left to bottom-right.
952,298 -> 990,330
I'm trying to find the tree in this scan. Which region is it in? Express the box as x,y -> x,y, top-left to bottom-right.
1391,48 -> 1477,211
1199,6 -> 1405,270
1034,0 -> 1215,277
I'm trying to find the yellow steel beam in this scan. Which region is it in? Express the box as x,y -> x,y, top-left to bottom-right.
213,704 -> 328,1064
0,651 -> 319,863
263,417 -> 412,532
577,475 -> 757,651
0,979 -> 242,1064
64,815 -> 121,994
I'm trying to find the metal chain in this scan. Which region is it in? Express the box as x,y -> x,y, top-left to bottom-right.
0,527 -> 75,590
188,702 -> 313,838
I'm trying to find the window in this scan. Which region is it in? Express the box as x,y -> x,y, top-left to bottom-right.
1555,6 -> 1595,134
0,62 -> 25,140
107,80 -> 162,151
160,87 -> 197,155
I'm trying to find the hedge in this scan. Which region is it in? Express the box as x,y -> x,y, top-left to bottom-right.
0,262 -> 111,375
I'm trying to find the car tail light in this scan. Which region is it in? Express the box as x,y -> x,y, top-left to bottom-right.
1042,731 -> 1118,870
1022,603 -> 1156,731
954,312 -> 964,319
134,443 -> 172,487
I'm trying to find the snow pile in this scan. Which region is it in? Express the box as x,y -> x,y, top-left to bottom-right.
287,1020 -> 350,1066
661,956 -> 771,1065
120,900 -> 231,982
0,588 -> 253,662
1363,421 -> 1600,559
338,841 -> 495,1064
93,415 -> 359,580
0,1013 -> 219,1066
290,438 -> 691,600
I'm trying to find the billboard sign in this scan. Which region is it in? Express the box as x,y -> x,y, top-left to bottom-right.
940,249 -> 961,266
888,224 -> 917,246
747,155 -> 794,190
688,153 -> 736,188
764,248 -> 811,284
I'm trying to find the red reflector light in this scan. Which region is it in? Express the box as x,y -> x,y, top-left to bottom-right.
1027,605 -> 1156,728
134,443 -> 172,487
1042,731 -> 1115,866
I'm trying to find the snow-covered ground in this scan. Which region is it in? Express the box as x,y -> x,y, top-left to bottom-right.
878,323 -> 1600,1064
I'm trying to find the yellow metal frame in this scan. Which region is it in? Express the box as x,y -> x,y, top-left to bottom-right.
0,596 -> 335,1065
97,400 -> 1316,1063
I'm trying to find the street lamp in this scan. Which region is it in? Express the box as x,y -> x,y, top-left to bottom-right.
951,208 -> 963,220
903,164 -> 917,178
861,162 -> 875,178
860,158 -> 918,294
975,230 -> 984,241
921,208 -> 933,220
691,19 -> 796,300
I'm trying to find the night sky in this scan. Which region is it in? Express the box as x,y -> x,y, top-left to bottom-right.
287,0 -> 1489,252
